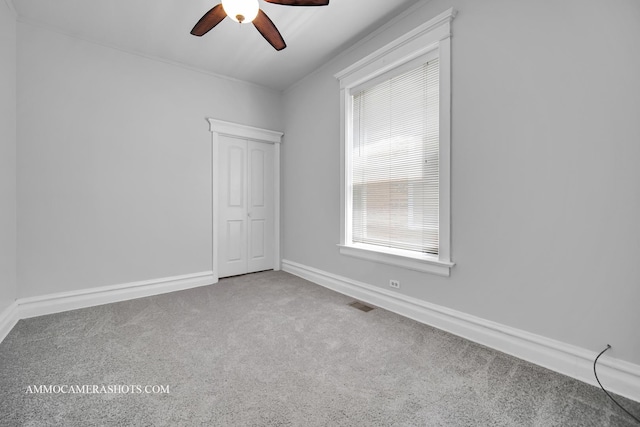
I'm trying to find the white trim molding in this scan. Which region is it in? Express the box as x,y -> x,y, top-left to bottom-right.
334,8 -> 456,87
0,301 -> 19,345
281,259 -> 640,403
206,118 -> 284,280
335,9 -> 456,277
0,271 -> 214,344
338,244 -> 453,277
207,118 -> 283,144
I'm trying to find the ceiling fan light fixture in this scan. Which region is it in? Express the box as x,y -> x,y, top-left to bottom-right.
222,0 -> 260,23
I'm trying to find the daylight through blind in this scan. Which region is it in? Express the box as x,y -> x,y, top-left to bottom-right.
351,58 -> 439,255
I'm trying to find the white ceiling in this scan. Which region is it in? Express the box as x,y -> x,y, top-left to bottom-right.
12,0 -> 423,91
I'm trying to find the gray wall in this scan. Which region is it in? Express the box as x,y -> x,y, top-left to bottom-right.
0,2 -> 17,313
282,0 -> 640,365
17,23 -> 283,298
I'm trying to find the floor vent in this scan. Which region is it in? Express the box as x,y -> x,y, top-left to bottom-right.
348,301 -> 375,312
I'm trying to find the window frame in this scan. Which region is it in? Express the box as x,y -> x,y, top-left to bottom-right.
335,8 -> 456,277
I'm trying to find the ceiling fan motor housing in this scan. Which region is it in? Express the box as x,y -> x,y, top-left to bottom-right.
191,0 -> 329,50
222,0 -> 259,24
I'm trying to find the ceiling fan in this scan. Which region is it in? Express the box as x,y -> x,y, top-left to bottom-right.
190,0 -> 330,51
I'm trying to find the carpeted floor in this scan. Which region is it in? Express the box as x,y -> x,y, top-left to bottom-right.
1,270 -> 638,426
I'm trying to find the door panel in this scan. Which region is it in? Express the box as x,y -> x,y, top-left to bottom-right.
227,146 -> 244,207
247,141 -> 274,273
250,219 -> 265,259
226,220 -> 244,261
218,137 -> 274,278
218,136 -> 248,278
250,150 -> 265,207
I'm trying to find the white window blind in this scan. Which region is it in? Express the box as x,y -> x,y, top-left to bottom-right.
351,58 -> 439,255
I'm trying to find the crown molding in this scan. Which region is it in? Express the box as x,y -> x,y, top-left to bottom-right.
16,16 -> 282,95
285,1 -> 446,94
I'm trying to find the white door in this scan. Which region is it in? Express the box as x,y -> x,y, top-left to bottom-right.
218,135 -> 274,278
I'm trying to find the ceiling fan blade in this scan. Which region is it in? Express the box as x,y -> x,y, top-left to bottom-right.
264,0 -> 329,5
191,4 -> 227,36
253,10 -> 286,51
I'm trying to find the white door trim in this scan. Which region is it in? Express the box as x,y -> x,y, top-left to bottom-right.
207,118 -> 283,281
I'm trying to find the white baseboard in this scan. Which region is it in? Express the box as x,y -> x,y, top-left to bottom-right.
0,271 -> 215,344
0,300 -> 20,345
282,259 -> 640,403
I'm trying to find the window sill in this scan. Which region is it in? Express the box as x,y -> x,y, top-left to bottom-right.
338,244 -> 454,277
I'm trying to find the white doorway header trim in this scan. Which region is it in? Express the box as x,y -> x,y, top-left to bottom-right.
207,118 -> 283,144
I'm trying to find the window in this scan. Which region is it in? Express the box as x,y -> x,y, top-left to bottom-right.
335,9 -> 455,276
352,59 -> 439,255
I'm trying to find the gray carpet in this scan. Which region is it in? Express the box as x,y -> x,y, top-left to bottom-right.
1,270 -> 638,426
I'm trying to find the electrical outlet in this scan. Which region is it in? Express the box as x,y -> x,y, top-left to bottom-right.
389,280 -> 400,289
